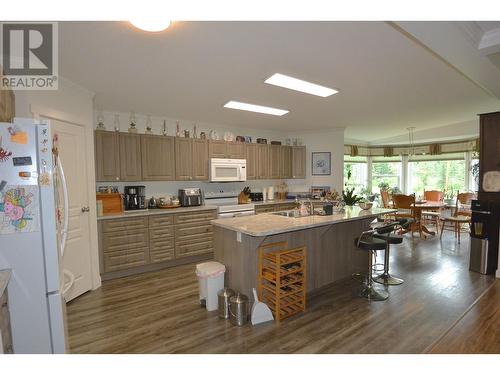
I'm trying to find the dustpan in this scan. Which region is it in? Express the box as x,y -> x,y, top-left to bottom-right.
251,288 -> 274,325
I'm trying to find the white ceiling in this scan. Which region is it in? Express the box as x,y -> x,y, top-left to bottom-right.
59,21 -> 500,143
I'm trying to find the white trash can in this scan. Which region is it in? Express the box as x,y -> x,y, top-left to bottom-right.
195,261 -> 226,311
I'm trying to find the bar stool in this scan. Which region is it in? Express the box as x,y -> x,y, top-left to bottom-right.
372,222 -> 404,286
354,231 -> 389,301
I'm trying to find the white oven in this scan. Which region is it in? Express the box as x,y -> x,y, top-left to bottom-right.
210,158 -> 247,182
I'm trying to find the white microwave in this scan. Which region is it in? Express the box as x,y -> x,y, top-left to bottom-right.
210,158 -> 247,182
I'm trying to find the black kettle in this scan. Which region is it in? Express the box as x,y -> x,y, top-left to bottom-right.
148,196 -> 157,209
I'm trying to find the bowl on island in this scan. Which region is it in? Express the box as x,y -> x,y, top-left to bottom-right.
358,201 -> 373,210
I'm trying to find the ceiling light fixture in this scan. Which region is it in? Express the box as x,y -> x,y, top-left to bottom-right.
223,101 -> 289,116
129,18 -> 171,32
264,73 -> 338,97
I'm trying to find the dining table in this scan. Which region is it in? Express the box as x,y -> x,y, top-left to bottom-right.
412,200 -> 447,237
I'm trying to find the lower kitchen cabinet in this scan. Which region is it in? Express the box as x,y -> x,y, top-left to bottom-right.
255,204 -> 276,214
98,209 -> 217,279
149,215 -> 175,263
255,202 -> 297,214
101,227 -> 150,273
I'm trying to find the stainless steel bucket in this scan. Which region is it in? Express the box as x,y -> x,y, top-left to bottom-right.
217,287 -> 235,319
229,293 -> 249,326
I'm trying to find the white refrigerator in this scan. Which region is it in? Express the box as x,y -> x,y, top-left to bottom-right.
0,118 -> 68,353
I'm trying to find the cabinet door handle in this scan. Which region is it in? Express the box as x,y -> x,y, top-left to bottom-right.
116,177 -> 120,181
81,206 -> 90,213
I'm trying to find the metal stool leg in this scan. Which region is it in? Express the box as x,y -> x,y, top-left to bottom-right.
373,242 -> 404,286
359,250 -> 388,301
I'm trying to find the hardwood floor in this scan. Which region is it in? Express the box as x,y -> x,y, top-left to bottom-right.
427,279 -> 500,353
66,232 -> 496,353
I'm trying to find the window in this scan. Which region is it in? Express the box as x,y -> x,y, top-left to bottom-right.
469,155 -> 479,192
371,158 -> 402,194
408,154 -> 466,197
344,156 -> 367,194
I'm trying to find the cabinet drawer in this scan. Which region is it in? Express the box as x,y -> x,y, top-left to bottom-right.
102,247 -> 149,272
277,203 -> 296,211
149,226 -> 175,240
174,210 -> 216,225
175,224 -> 213,239
102,229 -> 149,253
149,214 -> 174,227
255,205 -> 275,214
101,217 -> 148,233
150,240 -> 175,263
175,239 -> 213,258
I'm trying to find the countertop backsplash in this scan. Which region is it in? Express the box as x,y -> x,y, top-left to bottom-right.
96,180 -> 309,199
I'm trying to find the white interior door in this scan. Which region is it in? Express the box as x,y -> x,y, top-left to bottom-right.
51,119 -> 93,302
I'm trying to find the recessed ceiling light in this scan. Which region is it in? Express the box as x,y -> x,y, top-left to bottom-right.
264,73 -> 338,97
223,101 -> 289,116
129,18 -> 171,32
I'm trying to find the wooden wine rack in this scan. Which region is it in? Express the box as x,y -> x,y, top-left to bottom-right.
258,241 -> 307,321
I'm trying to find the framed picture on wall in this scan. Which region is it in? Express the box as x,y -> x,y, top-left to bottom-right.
312,152 -> 331,175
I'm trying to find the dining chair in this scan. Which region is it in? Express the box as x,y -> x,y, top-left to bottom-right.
422,190 -> 444,234
392,194 -> 421,238
381,190 -> 392,208
439,191 -> 476,243
379,190 -> 395,222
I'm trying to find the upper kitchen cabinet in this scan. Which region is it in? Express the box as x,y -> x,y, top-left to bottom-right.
227,142 -> 246,159
95,131 -> 120,182
292,146 -> 306,179
245,143 -> 257,180
280,145 -> 292,179
208,140 -> 245,159
119,133 -> 142,181
175,137 -> 209,181
208,140 -> 227,158
175,137 -> 193,180
268,144 -> 281,179
256,143 -> 269,179
141,135 -> 175,181
192,139 -> 209,180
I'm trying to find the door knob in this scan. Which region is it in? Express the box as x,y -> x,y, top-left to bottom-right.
81,206 -> 90,212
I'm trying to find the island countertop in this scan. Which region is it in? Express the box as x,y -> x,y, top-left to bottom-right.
211,206 -> 396,236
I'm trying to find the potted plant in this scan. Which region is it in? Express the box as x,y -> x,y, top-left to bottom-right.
342,187 -> 363,206
444,189 -> 455,205
378,182 -> 390,192
360,187 -> 378,202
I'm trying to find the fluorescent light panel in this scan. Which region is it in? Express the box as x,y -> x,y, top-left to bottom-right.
223,100 -> 289,116
265,73 -> 338,97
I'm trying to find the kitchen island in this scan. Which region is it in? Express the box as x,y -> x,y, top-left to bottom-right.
211,206 -> 396,299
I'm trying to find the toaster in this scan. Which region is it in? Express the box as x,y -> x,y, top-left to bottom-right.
179,188 -> 203,207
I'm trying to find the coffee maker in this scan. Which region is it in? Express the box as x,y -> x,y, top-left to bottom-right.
124,186 -> 146,210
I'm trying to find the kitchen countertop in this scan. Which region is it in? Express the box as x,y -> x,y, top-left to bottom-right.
211,206 -> 397,236
97,205 -> 218,220
0,269 -> 12,296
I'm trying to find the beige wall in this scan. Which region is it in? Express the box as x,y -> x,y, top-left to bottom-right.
286,128 -> 345,194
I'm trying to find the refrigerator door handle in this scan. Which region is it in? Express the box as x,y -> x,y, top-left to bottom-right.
61,269 -> 75,301
57,156 -> 69,257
